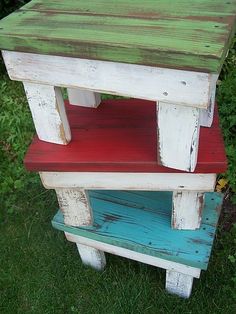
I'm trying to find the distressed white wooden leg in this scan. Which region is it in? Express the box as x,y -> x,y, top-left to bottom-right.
157,102 -> 200,172
172,191 -> 204,230
23,82 -> 71,144
67,88 -> 101,107
200,74 -> 218,127
76,242 -> 106,271
166,270 -> 194,298
55,189 -> 92,226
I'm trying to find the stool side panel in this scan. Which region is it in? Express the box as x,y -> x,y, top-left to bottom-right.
65,232 -> 201,278
2,51 -> 212,108
40,172 -> 216,192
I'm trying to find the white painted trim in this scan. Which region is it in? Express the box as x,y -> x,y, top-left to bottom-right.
65,232 -> 201,278
157,102 -> 200,172
40,172 -> 216,192
2,50 -> 212,108
76,242 -> 106,271
55,189 -> 92,227
23,82 -> 71,144
166,270 -> 194,298
172,191 -> 204,230
67,88 -> 101,108
200,74 -> 218,127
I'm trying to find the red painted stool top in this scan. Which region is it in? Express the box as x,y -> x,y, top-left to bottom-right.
24,98 -> 227,173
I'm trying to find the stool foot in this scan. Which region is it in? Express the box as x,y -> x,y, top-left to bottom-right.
172,191 -> 204,230
76,243 -> 106,271
157,102 -> 200,172
166,270 -> 194,298
67,88 -> 101,108
55,188 -> 92,226
23,82 -> 71,144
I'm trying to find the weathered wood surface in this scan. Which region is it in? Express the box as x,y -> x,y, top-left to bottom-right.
157,102 -> 200,172
3,51 -> 213,109
67,88 -> 101,108
172,191 -> 205,230
55,189 -> 92,226
0,0 -> 236,72
24,99 -> 227,173
52,191 -> 223,269
40,172 -> 216,192
166,270 -> 194,298
76,242 -> 106,270
199,74 -> 218,127
65,232 -> 201,278
23,82 -> 71,144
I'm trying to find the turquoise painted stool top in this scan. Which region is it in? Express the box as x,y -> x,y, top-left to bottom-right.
0,0 -> 236,72
52,190 -> 223,270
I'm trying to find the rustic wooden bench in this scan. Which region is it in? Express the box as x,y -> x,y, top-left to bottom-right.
1,0 -> 235,171
24,98 -> 227,231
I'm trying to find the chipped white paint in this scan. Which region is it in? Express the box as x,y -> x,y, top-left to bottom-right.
65,232 -> 201,278
200,74 -> 218,127
172,191 -> 205,230
23,82 -> 71,144
67,88 -> 101,107
55,189 -> 92,227
166,270 -> 194,298
76,242 -> 106,271
40,172 -> 216,192
157,102 -> 200,172
3,51 -> 212,108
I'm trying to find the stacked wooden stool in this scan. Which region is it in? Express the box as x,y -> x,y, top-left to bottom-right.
1,0 -> 235,298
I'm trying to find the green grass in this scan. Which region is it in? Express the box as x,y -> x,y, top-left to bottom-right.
0,50 -> 236,313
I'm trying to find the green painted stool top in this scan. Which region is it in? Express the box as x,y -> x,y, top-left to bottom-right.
0,0 -> 236,72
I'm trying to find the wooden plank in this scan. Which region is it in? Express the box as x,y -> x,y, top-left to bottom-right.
75,242 -> 106,270
2,51 -> 212,109
166,270 -> 194,298
1,0 -> 236,72
157,102 -> 200,172
172,191 -> 205,230
65,232 -> 201,278
40,172 -> 216,192
23,82 -> 71,144
55,189 -> 92,226
24,99 -> 228,173
22,0 -> 236,19
52,191 -> 223,269
67,88 -> 101,108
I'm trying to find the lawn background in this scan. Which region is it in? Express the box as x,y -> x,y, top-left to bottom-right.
0,1 -> 236,313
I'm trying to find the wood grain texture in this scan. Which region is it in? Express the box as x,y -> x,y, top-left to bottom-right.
166,270 -> 194,298
52,190 -> 223,269
2,51 -> 213,109
0,0 -> 236,72
67,88 -> 101,108
65,232 -> 201,278
199,74 -> 218,127
157,102 -> 200,172
76,242 -> 106,270
40,172 -> 216,192
24,99 -> 227,173
55,189 -> 92,226
23,82 -> 71,144
172,191 -> 205,230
